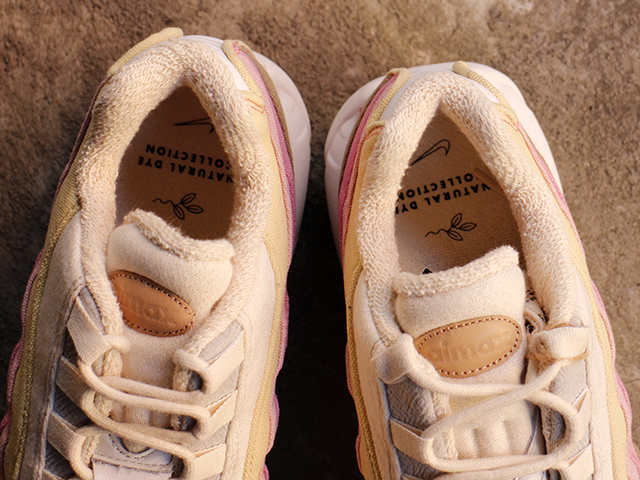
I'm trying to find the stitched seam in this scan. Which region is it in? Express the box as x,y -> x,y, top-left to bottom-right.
500,114 -> 517,128
110,272 -> 192,315
417,316 -> 522,376
109,436 -> 155,460
94,457 -> 170,469
245,97 -> 265,112
122,318 -> 194,336
363,125 -> 383,142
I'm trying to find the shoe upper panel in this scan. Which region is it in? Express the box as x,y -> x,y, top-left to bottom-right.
572,266 -> 615,478
18,213 -> 85,480
353,273 -> 402,480
221,242 -> 277,480
499,96 -> 626,478
474,67 -> 626,477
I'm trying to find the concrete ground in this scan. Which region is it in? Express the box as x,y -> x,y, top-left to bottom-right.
1,1 -> 638,477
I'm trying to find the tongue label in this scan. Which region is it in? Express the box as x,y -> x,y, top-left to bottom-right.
414,316 -> 522,378
110,271 -> 195,337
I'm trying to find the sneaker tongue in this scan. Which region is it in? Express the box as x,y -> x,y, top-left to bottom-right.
105,210 -> 234,428
107,210 -> 234,327
394,246 -> 541,459
394,246 -> 526,384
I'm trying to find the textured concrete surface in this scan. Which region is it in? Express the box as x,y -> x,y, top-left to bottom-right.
0,0 -> 638,477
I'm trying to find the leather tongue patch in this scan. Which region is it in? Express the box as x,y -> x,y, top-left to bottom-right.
414,316 -> 522,378
109,270 -> 195,337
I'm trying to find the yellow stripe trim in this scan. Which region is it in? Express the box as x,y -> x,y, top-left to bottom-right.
568,243 -> 627,478
240,82 -> 290,480
343,130 -> 382,480
340,71 -> 410,480
4,160 -> 81,480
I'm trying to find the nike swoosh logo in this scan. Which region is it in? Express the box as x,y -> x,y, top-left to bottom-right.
174,117 -> 215,133
410,139 -> 450,166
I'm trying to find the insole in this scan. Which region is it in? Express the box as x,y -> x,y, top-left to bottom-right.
395,110 -> 522,274
116,86 -> 234,240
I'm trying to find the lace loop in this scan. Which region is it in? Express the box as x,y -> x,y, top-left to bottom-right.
79,360 -> 213,421
57,328 -> 245,479
528,326 -> 589,364
372,333 -> 433,384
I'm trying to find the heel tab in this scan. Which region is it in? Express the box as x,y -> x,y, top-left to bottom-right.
107,28 -> 183,77
453,61 -> 516,117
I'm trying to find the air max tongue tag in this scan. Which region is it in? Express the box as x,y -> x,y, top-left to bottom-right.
109,271 -> 195,337
394,246 -> 526,380
414,315 -> 522,378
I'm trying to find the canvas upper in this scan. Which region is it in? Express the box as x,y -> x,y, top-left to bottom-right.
325,62 -> 640,479
0,29 -> 311,480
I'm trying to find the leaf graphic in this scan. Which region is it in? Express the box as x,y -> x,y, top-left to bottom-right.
451,213 -> 462,228
186,204 -> 204,214
181,193 -> 196,205
447,230 -> 463,241
458,222 -> 477,232
173,205 -> 185,220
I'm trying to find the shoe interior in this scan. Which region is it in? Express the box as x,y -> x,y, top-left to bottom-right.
395,109 -> 522,274
116,86 -> 234,240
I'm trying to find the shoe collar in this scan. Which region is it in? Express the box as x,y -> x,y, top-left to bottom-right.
356,69 -> 576,344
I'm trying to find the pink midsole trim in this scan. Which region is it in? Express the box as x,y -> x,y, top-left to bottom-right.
521,113 -> 640,476
230,47 -> 295,474
232,46 -> 296,477
234,45 -> 296,257
338,74 -> 398,259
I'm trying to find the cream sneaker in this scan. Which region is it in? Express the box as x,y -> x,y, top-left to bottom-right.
325,62 -> 640,479
1,28 -> 310,480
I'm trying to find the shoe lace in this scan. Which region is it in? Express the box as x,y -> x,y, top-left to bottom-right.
372,302 -> 591,480
58,302 -> 244,480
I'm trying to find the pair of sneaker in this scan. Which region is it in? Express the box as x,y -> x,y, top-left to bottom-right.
0,28 -> 637,480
